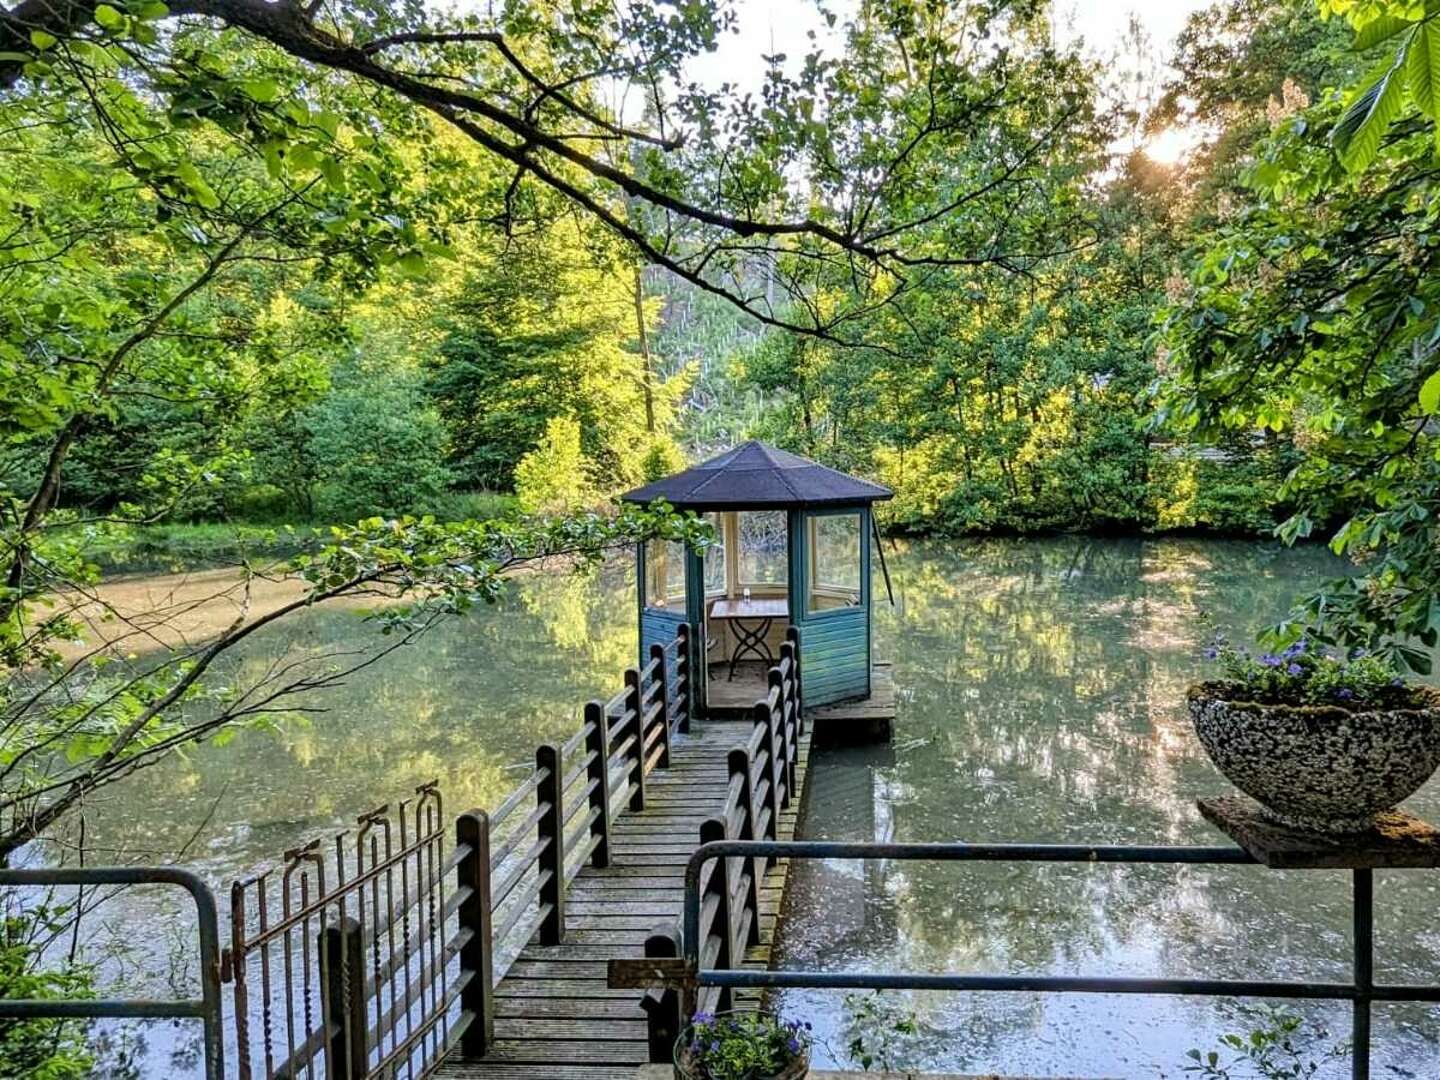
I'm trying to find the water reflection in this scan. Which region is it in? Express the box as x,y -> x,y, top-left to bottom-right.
778,536 -> 1440,1078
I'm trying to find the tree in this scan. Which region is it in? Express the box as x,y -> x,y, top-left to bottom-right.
514,415 -> 590,514
1160,1 -> 1440,669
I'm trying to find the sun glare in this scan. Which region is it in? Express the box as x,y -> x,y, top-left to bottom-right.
1142,125 -> 1201,166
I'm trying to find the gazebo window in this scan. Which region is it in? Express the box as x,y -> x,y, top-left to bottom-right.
806,511 -> 861,613
738,510 -> 788,587
702,513 -> 726,595
644,539 -> 687,609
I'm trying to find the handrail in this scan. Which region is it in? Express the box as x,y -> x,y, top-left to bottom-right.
0,867 -> 225,1080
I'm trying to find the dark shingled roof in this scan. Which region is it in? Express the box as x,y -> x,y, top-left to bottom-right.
620,441 -> 892,510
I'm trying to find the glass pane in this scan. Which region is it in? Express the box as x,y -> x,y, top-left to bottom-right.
703,513 -> 726,595
644,539 -> 687,609
738,510 -> 788,586
807,513 -> 860,613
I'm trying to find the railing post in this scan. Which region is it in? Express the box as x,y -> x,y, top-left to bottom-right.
456,810 -> 495,1058
765,672 -> 789,811
584,701 -> 612,868
640,924 -> 684,1064
752,700 -> 779,846
650,641 -> 673,769
676,623 -> 693,733
699,817 -> 733,1014
321,915 -> 366,1080
786,625 -> 802,731
728,747 -> 762,947
773,656 -> 797,800
536,743 -> 566,945
624,668 -> 646,811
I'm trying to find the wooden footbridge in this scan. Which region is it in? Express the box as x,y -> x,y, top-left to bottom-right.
222,624 -> 816,1080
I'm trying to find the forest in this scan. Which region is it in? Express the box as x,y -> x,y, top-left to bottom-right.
0,1 -> 1382,551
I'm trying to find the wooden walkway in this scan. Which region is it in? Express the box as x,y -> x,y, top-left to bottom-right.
436,719 -> 813,1080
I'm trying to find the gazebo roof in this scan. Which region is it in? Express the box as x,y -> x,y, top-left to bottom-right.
620,441 -> 892,511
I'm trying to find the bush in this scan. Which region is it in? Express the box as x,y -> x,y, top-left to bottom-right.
514,417 -> 592,514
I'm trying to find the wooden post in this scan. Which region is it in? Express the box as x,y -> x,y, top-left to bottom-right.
676,623 -> 693,733
536,743 -> 566,945
649,641 -> 672,769
456,810 -> 495,1057
727,747 -> 762,947
624,668 -> 646,811
699,817 -> 733,1014
752,700 -> 779,845
786,625 -> 802,731
768,667 -> 790,810
583,701 -> 612,868
321,916 -> 366,1079
773,656 -> 796,799
640,925 -> 684,1063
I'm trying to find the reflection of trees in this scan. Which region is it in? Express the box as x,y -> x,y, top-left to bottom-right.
75,558 -> 639,876
785,537 -> 1440,1071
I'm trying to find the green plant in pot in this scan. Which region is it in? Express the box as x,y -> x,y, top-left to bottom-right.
674,1010 -> 811,1080
1189,636 -> 1440,834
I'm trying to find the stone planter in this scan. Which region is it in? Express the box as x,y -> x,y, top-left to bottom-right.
1188,682 -> 1440,834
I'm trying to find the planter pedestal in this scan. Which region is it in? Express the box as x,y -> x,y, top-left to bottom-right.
1198,794 -> 1440,869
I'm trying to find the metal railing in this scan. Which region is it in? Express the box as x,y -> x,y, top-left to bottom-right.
223,623 -> 694,1078
635,628 -> 801,1060
638,838 -> 1440,1080
0,866 -> 225,1080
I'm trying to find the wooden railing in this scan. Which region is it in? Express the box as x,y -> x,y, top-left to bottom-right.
224,623 -> 694,1077
639,626 -> 802,1062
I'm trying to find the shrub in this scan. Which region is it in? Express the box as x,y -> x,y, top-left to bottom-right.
514,417 -> 592,514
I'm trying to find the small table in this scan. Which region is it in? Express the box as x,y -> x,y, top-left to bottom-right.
709,598 -> 788,680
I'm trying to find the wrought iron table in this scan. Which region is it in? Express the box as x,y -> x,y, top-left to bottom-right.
709,597 -> 789,679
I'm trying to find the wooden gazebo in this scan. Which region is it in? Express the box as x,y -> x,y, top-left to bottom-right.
621,441 -> 892,720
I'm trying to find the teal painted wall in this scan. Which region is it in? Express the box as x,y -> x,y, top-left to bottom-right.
789,505 -> 871,707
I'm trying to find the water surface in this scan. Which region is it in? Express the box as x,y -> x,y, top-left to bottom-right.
777,536 -> 1440,1078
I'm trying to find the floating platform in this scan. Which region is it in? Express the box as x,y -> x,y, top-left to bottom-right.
705,661 -> 895,742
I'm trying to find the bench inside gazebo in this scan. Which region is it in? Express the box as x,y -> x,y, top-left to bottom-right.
622,441 -> 897,734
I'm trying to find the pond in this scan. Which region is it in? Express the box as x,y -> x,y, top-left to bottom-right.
56,536 -> 1440,1077
778,536 -> 1440,1078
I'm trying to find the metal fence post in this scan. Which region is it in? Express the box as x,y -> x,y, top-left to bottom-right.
676,623 -> 693,733
640,924 -> 684,1063
456,810 -> 495,1057
321,916 -> 366,1079
536,743 -> 566,945
650,641 -> 673,768
624,668 -> 647,811
584,700 -> 612,868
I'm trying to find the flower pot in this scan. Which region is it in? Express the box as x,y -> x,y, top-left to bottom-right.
1188,682 -> 1440,834
673,1010 -> 811,1080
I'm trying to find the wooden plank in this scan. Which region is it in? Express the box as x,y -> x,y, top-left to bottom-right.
439,721 -> 814,1077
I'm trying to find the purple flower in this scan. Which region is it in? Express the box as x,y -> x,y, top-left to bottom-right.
1283,640 -> 1307,659
1203,646 -> 1219,660
787,1038 -> 801,1053
1336,688 -> 1355,700
1260,653 -> 1282,668
1286,663 -> 1304,676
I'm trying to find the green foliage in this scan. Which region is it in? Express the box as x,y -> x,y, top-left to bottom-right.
1183,1004 -> 1349,1079
1201,634 -> 1415,707
0,906 -> 95,1080
679,1011 -> 810,1080
839,991 -> 922,1073
513,417 -> 591,515
305,361 -> 451,521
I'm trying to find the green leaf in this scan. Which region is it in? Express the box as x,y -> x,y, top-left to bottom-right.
29,29 -> 57,49
240,77 -> 278,103
1354,14 -> 1415,51
93,3 -> 125,29
1409,21 -> 1440,118
1334,50 -> 1409,171
1420,368 -> 1440,413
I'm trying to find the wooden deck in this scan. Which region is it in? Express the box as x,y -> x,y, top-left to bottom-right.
436,719 -> 812,1079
